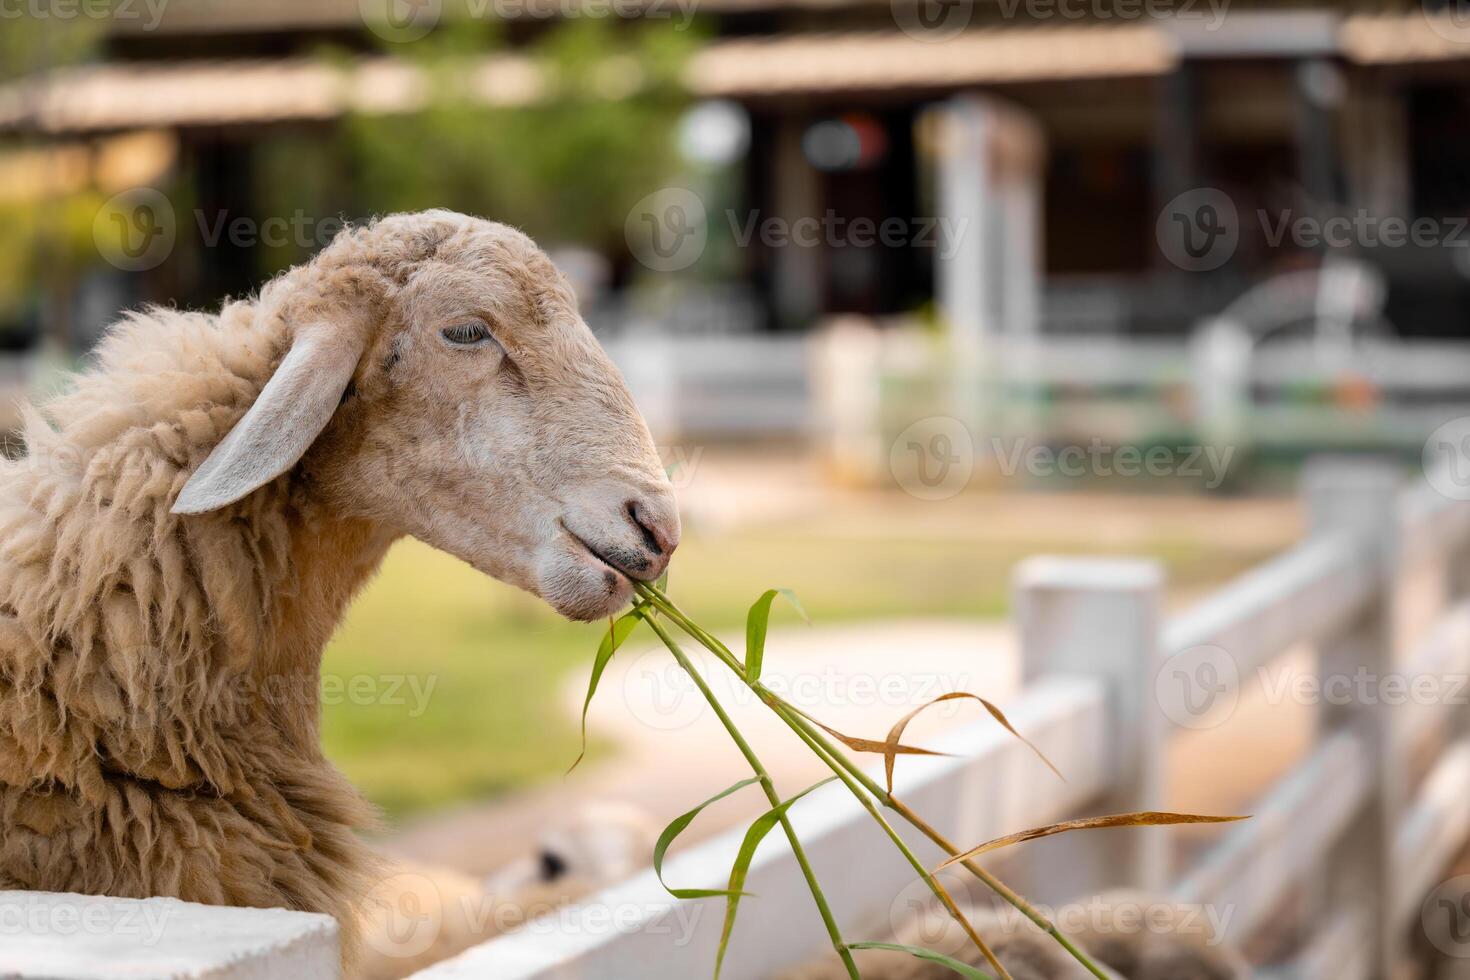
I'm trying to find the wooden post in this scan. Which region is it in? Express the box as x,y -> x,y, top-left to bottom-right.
1303,456 -> 1404,977
1014,556 -> 1168,901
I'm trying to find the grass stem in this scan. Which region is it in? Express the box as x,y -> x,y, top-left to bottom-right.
634,582 -> 1112,980
638,611 -> 861,980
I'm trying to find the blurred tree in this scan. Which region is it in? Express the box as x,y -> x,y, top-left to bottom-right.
0,12 -> 112,348
344,18 -> 697,254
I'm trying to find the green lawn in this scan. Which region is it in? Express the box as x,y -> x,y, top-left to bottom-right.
321,498 -> 1285,820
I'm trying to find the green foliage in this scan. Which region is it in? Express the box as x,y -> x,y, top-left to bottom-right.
652,776 -> 761,900
713,777 -> 838,979
743,588 -> 805,682
345,18 -> 697,248
0,191 -> 104,326
568,605 -> 646,773
0,10 -> 108,84
0,11 -> 113,328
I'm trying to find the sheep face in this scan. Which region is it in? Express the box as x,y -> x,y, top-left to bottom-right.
173,211 -> 679,622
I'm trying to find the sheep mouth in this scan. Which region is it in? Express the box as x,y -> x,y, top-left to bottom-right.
561,523 -> 654,582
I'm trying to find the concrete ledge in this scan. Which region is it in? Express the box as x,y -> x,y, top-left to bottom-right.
0,891 -> 339,980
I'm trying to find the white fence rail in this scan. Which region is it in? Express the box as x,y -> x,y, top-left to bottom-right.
817,327 -> 1470,481
421,456 -> 1470,978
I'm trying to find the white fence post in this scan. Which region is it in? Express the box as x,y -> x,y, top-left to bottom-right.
1014,556 -> 1168,900
1303,456 -> 1404,977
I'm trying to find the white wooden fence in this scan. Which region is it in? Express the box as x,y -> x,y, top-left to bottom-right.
416,456 -> 1470,979
818,327 -> 1470,483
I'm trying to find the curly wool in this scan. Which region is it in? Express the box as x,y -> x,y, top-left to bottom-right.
0,217 -> 467,953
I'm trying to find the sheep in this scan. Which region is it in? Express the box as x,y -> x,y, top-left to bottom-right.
782,890 -> 1248,980
0,210 -> 680,961
358,801 -> 658,980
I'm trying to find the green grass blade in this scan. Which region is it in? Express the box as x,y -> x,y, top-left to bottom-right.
744,588 -> 807,682
567,606 -> 645,774
715,776 -> 837,979
848,943 -> 997,979
653,776 -> 762,900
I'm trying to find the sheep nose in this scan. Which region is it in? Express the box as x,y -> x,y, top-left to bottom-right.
627,498 -> 680,565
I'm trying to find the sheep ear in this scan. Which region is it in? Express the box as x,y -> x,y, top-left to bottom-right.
172,326 -> 364,515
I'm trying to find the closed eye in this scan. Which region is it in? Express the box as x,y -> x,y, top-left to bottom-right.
441,321 -> 499,348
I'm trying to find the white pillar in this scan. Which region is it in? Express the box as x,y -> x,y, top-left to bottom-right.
936,95 -> 994,364
1303,456 -> 1404,978
1014,556 -> 1168,901
1189,316 -> 1252,455
934,94 -> 1044,439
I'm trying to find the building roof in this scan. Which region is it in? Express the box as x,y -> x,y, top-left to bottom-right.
1339,12 -> 1470,64
2,13 -> 1465,134
695,25 -> 1176,97
0,57 -> 541,133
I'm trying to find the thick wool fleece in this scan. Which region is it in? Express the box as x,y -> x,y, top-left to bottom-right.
0,239 -> 409,954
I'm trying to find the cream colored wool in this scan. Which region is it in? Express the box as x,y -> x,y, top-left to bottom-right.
0,210 -> 678,964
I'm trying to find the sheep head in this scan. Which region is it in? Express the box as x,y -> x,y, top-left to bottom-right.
172,210 -> 679,622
